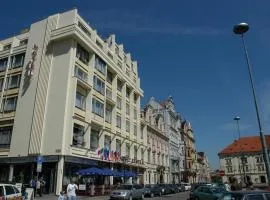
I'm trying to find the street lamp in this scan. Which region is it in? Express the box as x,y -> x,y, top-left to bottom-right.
233,116 -> 246,185
233,22 -> 270,186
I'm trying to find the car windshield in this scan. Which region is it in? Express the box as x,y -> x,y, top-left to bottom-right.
118,185 -> 133,190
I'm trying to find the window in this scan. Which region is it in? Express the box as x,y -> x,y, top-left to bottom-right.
75,91 -> 86,110
116,115 -> 121,128
141,149 -> 144,161
134,108 -> 137,119
126,143 -> 130,157
74,66 -> 88,82
0,126 -> 12,148
256,156 -> 263,163
92,99 -> 104,117
3,44 -> 11,51
104,135 -> 111,149
107,70 -> 113,84
117,97 -> 121,109
13,186 -> 19,194
8,75 -> 21,89
247,194 -> 264,200
95,56 -> 106,75
93,76 -> 105,95
126,87 -> 130,98
116,139 -> 121,154
20,39 -> 28,46
226,166 -> 233,173
134,146 -> 138,160
134,124 -> 137,136
0,58 -> 8,71
76,44 -> 89,64
126,103 -> 130,115
117,79 -> 122,91
106,88 -> 112,99
3,97 -> 17,112
4,185 -> 15,196
11,53 -> 25,68
241,157 -> 247,164
90,129 -> 99,151
225,158 -> 232,165
0,186 -> 4,196
126,119 -> 130,133
105,104 -> 112,123
148,150 -> 151,162
73,124 -> 84,146
134,93 -> 138,104
245,165 -> 249,172
258,164 -> 265,171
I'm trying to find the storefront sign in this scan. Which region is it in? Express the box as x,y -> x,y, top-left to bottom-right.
79,184 -> 86,191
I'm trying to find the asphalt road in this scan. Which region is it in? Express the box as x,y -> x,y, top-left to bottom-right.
149,192 -> 189,200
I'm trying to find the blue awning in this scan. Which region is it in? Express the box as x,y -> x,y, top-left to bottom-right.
76,167 -> 104,176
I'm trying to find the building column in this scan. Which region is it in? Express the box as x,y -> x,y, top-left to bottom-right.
8,164 -> 14,182
56,156 -> 64,195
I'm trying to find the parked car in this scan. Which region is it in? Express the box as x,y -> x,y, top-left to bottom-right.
218,190 -> 270,200
176,183 -> 185,192
0,184 -> 22,200
167,184 -> 179,193
110,184 -> 145,200
181,182 -> 191,191
144,184 -> 162,197
190,186 -> 226,200
158,184 -> 171,195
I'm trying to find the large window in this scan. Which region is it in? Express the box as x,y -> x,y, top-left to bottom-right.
107,70 -> 113,84
104,135 -> 111,149
90,129 -> 99,151
116,139 -> 121,154
126,87 -> 130,98
92,98 -> 104,117
95,56 -> 106,75
126,103 -> 130,115
126,119 -> 130,133
0,58 -> 8,72
2,97 -> 17,112
8,75 -> 21,89
126,143 -> 130,157
74,66 -> 88,82
73,123 -> 84,146
116,115 -> 121,128
93,76 -> 105,95
117,97 -> 121,109
105,104 -> 112,123
75,91 -> 86,110
0,126 -> 12,148
117,79 -> 123,91
76,44 -> 89,64
11,53 -> 25,68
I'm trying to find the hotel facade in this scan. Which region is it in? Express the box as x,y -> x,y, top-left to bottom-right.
0,9 -> 145,194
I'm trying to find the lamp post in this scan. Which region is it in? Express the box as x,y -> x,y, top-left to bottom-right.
233,116 -> 246,185
233,22 -> 270,186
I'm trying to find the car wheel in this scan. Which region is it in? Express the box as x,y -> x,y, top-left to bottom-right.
141,194 -> 144,200
129,195 -> 133,200
150,193 -> 154,198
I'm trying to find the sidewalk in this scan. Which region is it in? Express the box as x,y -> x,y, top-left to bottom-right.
35,194 -> 109,200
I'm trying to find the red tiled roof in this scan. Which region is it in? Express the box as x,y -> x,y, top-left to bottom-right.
218,135 -> 270,155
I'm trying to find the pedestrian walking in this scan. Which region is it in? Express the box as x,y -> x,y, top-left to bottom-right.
36,179 -> 42,197
58,191 -> 66,200
66,182 -> 78,200
30,178 -> 36,197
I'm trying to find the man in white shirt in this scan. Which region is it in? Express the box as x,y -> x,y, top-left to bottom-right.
67,182 -> 78,200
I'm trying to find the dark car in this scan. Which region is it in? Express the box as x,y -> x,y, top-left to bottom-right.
167,184 -> 179,193
158,184 -> 171,195
190,186 -> 226,200
218,190 -> 270,200
176,183 -> 185,192
144,184 -> 162,197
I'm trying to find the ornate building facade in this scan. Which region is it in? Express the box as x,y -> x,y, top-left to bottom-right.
141,98 -> 170,184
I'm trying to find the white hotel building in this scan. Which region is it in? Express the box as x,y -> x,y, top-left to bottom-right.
0,9 -> 145,194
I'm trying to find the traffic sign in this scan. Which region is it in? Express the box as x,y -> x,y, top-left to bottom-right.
37,156 -> 44,163
37,163 -> 42,172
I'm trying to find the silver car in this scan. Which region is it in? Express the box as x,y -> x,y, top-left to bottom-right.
110,184 -> 145,200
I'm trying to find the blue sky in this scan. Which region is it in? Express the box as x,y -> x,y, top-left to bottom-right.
1,0 -> 270,169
